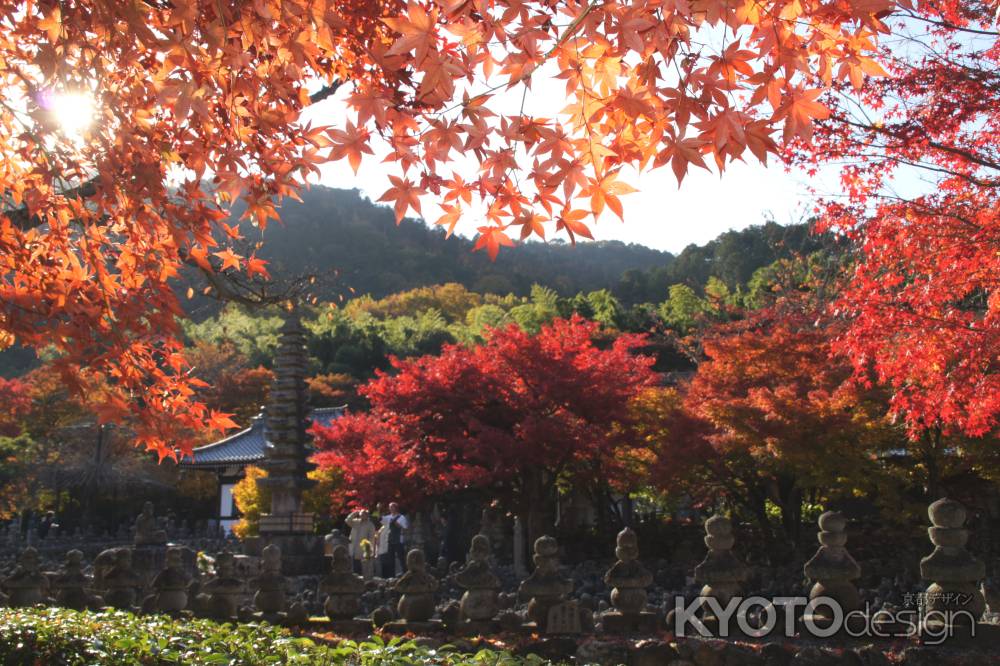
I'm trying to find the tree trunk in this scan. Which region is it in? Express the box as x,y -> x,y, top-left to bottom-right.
523,467 -> 553,554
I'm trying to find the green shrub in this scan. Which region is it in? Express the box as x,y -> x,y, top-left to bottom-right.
0,608 -> 549,665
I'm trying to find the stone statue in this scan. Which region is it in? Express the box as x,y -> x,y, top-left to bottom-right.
920,498 -> 985,626
53,549 -> 95,611
803,511 -> 861,618
455,534 -> 501,622
324,529 -> 350,556
603,527 -> 655,632
147,546 -> 191,613
252,544 -> 287,615
518,535 -> 574,632
2,547 -> 47,607
319,545 -> 365,620
93,547 -> 121,591
102,548 -> 142,610
197,551 -> 243,620
134,501 -> 167,545
392,549 -> 439,622
693,516 -> 747,629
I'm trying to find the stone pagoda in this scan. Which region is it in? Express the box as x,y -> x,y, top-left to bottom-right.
258,311 -> 316,536
255,310 -> 324,574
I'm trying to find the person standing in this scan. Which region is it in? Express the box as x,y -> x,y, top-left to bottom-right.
345,509 -> 376,575
381,502 -> 409,577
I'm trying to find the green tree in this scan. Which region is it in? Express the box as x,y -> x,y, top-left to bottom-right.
657,284 -> 707,334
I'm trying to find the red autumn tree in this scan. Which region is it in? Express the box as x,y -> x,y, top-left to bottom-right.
662,305 -> 898,543
792,2 -> 999,437
184,341 -> 274,427
0,377 -> 32,437
1,0 -> 899,455
312,316 -> 656,540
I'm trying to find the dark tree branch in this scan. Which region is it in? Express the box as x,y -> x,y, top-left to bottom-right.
309,80 -> 345,104
3,178 -> 99,230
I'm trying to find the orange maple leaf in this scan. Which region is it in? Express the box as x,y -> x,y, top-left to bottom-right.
435,204 -> 462,237
378,175 -> 422,223
208,410 -> 240,432
213,248 -> 243,272
188,245 -> 212,271
587,172 -> 638,220
328,121 -> 373,174
473,226 -> 515,260
775,87 -> 830,142
556,208 -> 594,244
382,1 -> 438,64
246,254 -> 270,279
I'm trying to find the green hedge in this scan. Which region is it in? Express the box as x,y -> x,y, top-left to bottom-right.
0,608 -> 548,665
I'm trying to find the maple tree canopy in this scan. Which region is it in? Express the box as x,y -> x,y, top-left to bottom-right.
793,1 -> 999,437
312,316 -> 657,507
1,0 -> 898,456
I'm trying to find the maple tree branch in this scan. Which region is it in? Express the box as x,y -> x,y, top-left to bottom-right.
4,78 -> 344,232
309,80 -> 345,104
3,178 -> 99,230
180,250 -> 315,309
898,8 -> 999,37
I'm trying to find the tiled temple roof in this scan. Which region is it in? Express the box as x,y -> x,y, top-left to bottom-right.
179,406 -> 346,468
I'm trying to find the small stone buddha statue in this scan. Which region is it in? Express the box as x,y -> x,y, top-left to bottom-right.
2,547 -> 48,607
198,551 -> 244,620
53,549 -> 94,610
102,548 -> 143,610
319,545 -> 365,620
134,501 -> 167,546
455,535 -> 501,622
149,546 -> 191,613
392,549 -> 439,622
252,544 -> 286,616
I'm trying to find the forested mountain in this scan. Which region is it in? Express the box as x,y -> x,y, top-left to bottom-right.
223,186 -> 672,303
614,222 -> 832,304
204,186 -> 830,309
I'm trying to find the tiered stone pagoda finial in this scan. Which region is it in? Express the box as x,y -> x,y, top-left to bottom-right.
803,511 -> 861,618
603,527 -> 656,633
693,516 -> 747,631
258,310 -> 316,535
920,498 -> 985,627
519,535 -> 575,632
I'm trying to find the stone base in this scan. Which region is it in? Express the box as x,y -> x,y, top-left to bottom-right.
520,621 -> 583,636
259,512 -> 315,535
383,619 -> 443,635
456,619 -> 499,636
325,618 -> 373,635
917,619 -> 1000,647
254,612 -> 287,625
799,612 -> 869,638
602,611 -> 660,634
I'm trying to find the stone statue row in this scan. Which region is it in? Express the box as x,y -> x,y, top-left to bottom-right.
0,498 -> 991,639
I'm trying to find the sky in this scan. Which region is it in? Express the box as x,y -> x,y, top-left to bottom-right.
304,68 -> 835,255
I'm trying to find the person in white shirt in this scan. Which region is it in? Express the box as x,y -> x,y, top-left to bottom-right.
344,508 -> 376,574
380,502 -> 409,576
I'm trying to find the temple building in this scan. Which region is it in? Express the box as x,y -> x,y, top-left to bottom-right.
179,406 -> 344,534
